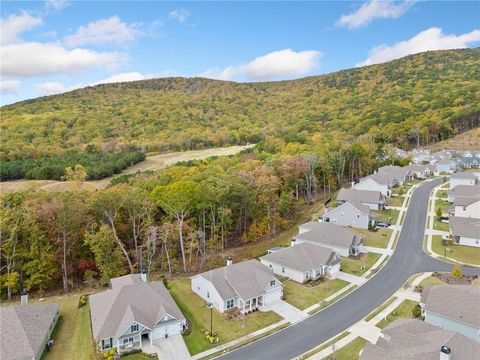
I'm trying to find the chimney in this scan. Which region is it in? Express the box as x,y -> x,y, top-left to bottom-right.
141,269 -> 147,283
226,256 -> 233,266
440,346 -> 451,360
291,238 -> 296,247
20,290 -> 28,305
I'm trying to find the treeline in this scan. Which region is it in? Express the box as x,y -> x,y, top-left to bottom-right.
0,150 -> 145,181
0,139 -> 394,299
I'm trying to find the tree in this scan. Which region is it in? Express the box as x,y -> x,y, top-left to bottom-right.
436,207 -> 442,220
63,164 -> 88,182
451,265 -> 462,282
302,153 -> 320,203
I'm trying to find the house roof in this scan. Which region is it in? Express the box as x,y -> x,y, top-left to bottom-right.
195,259 -> 281,301
457,157 -> 480,165
451,172 -> 477,180
294,222 -> 363,249
0,303 -> 59,360
260,243 -> 340,272
361,318 -> 480,360
90,275 -> 185,340
453,193 -> 480,206
378,165 -> 410,181
449,216 -> 480,239
337,188 -> 385,205
369,171 -> 395,185
407,164 -> 430,173
424,285 -> 480,328
325,200 -> 370,217
448,184 -> 480,198
436,159 -> 456,166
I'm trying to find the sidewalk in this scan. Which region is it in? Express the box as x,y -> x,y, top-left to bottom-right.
333,271 -> 366,285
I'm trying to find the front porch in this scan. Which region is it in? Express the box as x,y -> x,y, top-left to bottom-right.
239,296 -> 263,314
116,331 -> 152,353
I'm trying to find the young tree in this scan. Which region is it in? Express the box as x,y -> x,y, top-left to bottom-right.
63,164 -> 88,182
436,207 -> 443,220
451,264 -> 462,282
302,153 -> 319,203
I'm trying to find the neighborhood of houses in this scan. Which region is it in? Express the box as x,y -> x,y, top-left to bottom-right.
1,148 -> 479,360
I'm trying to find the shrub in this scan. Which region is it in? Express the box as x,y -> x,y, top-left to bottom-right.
78,295 -> 88,308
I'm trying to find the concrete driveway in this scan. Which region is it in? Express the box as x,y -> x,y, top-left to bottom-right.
261,299 -> 307,323
143,334 -> 190,360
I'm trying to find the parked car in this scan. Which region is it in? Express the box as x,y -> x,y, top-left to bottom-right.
376,220 -> 391,228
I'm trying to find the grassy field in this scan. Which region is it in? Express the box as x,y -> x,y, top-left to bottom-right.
428,128 -> 480,151
431,235 -> 480,265
168,279 -> 282,355
357,228 -> 392,249
419,276 -> 446,288
386,196 -> 404,207
341,253 -> 381,276
283,279 -> 349,310
45,295 -> 94,360
122,354 -> 154,360
372,208 -> 400,225
324,337 -> 367,360
376,299 -> 418,329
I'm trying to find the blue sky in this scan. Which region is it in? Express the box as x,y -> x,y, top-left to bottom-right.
1,0 -> 479,105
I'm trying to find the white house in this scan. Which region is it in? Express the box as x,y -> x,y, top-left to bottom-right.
447,184 -> 480,203
260,243 -> 341,283
191,258 -> 283,314
378,165 -> 411,185
293,221 -> 365,257
352,172 -> 393,197
89,273 -> 186,353
420,285 -> 480,342
453,195 -> 480,219
337,188 -> 386,210
323,201 -> 375,229
457,157 -> 480,169
449,172 -> 478,189
407,164 -> 432,179
449,216 -> 480,247
410,149 -> 431,164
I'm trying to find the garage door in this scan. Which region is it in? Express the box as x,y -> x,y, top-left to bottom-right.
152,321 -> 183,340
263,288 -> 282,304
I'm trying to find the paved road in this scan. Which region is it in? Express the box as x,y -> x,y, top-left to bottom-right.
219,179 -> 480,360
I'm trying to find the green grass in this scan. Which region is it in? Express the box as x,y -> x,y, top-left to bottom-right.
433,218 -> 449,231
45,295 -> 94,360
431,235 -> 480,265
356,228 -> 392,249
324,337 -> 367,360
341,253 -> 381,276
419,276 -> 446,288
372,208 -> 400,224
386,196 -> 404,207
298,332 -> 350,359
283,278 -> 349,310
365,297 -> 397,321
122,354 -> 155,360
169,279 -> 283,355
376,299 -> 419,329
473,279 -> 480,285
308,285 -> 358,315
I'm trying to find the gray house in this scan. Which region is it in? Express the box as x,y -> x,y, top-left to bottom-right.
294,221 -> 364,257
378,165 -> 411,185
260,243 -> 341,283
449,216 -> 480,248
361,318 -> 480,359
191,259 -> 283,314
0,300 -> 59,360
447,184 -> 480,203
323,200 -> 375,229
89,273 -> 186,353
337,188 -> 386,210
420,285 -> 480,342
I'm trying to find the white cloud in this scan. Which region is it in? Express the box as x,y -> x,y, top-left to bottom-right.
201,49 -> 322,81
1,12 -> 43,45
357,27 -> 480,67
45,0 -> 69,11
64,16 -> 138,47
0,80 -> 20,94
94,72 -> 153,84
337,0 -> 415,29
169,9 -> 190,23
34,81 -> 68,95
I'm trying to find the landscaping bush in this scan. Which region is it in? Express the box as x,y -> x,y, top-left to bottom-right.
120,348 -> 142,357
78,295 -> 88,308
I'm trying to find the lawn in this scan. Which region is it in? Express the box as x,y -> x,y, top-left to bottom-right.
299,332 -> 350,359
168,279 -> 283,355
419,276 -> 446,288
431,235 -> 480,265
122,354 -> 155,360
324,337 -> 367,360
356,228 -> 392,249
376,299 -> 419,329
386,196 -> 404,207
433,218 -> 449,231
365,297 -> 397,322
45,295 -> 94,360
341,253 -> 381,276
372,208 -> 400,225
473,279 -> 480,285
283,278 -> 349,310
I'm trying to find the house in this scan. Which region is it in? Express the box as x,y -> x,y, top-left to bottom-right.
447,184 -> 480,203
453,194 -> 480,219
394,147 -> 407,158
0,295 -> 59,360
89,273 -> 186,353
323,201 -> 375,230
411,148 -> 431,164
191,258 -> 283,314
260,243 -> 341,283
449,172 -> 478,189
449,216 -> 480,247
456,156 -> 480,169
352,172 -> 394,197
435,159 -> 458,174
407,164 -> 432,179
378,165 -> 411,185
337,188 -> 386,210
293,221 -> 365,257
360,318 -> 480,359
420,285 -> 480,342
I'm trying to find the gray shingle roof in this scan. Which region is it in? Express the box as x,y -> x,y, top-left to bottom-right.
448,184 -> 480,198
361,318 -> 480,360
195,259 -> 281,301
0,303 -> 59,360
260,243 -> 340,272
369,171 -> 394,185
451,172 -> 477,180
337,188 -> 385,205
90,275 -> 185,340
424,285 -> 480,328
453,193 -> 480,206
378,165 -> 410,181
449,216 -> 480,239
294,222 -> 363,249
325,200 -> 370,218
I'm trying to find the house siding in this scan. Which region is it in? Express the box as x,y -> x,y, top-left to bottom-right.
324,203 -> 370,229
457,235 -> 480,248
454,200 -> 480,219
191,275 -> 226,313
450,177 -> 477,189
152,319 -> 185,339
353,178 -> 390,197
425,311 -> 480,343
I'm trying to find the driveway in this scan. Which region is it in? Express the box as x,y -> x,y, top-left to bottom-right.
219,179 -> 480,360
261,300 -> 307,323
143,334 -> 190,360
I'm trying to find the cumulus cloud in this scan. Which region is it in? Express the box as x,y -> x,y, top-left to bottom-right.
34,81 -> 68,95
201,49 -> 322,81
45,0 -> 69,11
64,16 -> 139,47
357,27 -> 480,67
169,9 -> 190,23
0,80 -> 20,94
94,71 -> 153,84
337,0 -> 415,29
1,12 -> 43,45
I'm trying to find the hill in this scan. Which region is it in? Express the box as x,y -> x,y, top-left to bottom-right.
1,49 -> 479,180
427,127 -> 480,151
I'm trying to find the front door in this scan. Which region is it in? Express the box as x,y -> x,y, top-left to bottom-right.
252,298 -> 257,309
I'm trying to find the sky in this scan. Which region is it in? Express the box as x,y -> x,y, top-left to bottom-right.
1,0 -> 479,105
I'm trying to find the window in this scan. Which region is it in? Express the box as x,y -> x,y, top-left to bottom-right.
207,291 -> 210,298
270,280 -> 275,286
463,206 -> 466,211
226,299 -> 234,309
123,337 -> 133,345
357,214 -> 360,218
131,323 -> 138,332
281,267 -> 285,273
102,338 -> 112,350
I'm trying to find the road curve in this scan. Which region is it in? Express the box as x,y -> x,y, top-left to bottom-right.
218,179 -> 480,360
